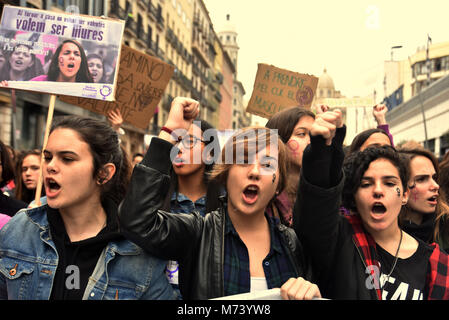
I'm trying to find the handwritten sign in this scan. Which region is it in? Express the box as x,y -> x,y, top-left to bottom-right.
59,45 -> 174,130
0,5 -> 124,100
246,64 -> 318,119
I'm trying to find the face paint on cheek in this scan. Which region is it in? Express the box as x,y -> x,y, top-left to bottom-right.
272,173 -> 276,184
59,57 -> 64,67
396,187 -> 401,198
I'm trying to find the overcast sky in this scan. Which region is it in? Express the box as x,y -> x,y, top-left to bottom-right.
204,0 -> 449,103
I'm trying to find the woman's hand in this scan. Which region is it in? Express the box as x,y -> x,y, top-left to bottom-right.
310,109 -> 342,146
159,97 -> 199,143
373,104 -> 388,125
280,277 -> 322,300
107,108 -> 124,132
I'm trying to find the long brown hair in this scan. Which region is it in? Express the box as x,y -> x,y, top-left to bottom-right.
399,148 -> 449,242
15,149 -> 44,203
209,126 -> 288,196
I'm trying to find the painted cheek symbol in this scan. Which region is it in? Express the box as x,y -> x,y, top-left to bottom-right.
59,57 -> 64,67
396,187 -> 401,198
287,140 -> 300,157
272,173 -> 276,184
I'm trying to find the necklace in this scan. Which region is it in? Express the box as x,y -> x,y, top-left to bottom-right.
382,230 -> 403,289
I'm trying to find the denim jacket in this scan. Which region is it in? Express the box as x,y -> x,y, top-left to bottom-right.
0,204 -> 177,300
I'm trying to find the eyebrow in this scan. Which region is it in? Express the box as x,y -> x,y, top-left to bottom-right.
361,175 -> 400,181
43,150 -> 79,157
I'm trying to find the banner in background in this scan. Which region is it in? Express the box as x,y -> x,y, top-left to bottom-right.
59,45 -> 174,130
246,63 -> 318,119
0,5 -> 124,101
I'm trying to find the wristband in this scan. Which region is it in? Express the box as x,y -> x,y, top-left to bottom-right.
161,126 -> 173,135
161,126 -> 180,141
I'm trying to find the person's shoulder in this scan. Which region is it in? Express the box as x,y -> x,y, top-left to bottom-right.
30,75 -> 48,81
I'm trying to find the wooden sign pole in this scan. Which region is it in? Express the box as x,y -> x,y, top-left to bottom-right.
34,94 -> 56,206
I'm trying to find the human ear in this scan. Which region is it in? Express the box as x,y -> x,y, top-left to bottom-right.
97,163 -> 116,185
401,188 -> 409,205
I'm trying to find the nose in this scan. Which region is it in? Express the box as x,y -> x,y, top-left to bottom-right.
45,158 -> 58,174
248,162 -> 261,180
430,178 -> 439,192
373,181 -> 384,198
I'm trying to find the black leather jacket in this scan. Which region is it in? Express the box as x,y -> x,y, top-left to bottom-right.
118,138 -> 312,300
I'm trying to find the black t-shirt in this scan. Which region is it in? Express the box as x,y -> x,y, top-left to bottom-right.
377,239 -> 432,300
47,199 -> 123,300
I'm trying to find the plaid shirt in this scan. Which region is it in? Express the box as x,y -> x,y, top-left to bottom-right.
346,214 -> 449,300
223,211 -> 298,296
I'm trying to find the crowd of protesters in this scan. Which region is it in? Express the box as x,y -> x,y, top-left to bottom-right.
1,96 -> 449,300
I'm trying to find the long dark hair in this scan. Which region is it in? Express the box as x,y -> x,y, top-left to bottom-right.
347,128 -> 391,156
265,107 -> 315,144
399,148 -> 449,242
15,149 -> 44,203
47,40 -> 93,83
162,119 -> 222,213
50,115 -> 130,204
0,44 -> 44,81
0,140 -> 15,189
342,145 -> 409,213
87,53 -> 108,83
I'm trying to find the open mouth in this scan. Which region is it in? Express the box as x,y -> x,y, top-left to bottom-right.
428,195 -> 438,205
371,202 -> 386,214
67,63 -> 75,69
45,177 -> 61,196
15,60 -> 23,65
173,157 -> 185,166
242,185 -> 259,204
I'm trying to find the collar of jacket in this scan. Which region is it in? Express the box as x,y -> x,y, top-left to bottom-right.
23,198 -> 142,256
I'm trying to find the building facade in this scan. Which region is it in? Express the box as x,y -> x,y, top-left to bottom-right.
0,0 -> 238,153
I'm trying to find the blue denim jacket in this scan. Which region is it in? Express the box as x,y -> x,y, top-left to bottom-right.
0,204 -> 177,300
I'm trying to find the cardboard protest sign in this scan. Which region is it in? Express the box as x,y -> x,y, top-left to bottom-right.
0,5 -> 124,101
321,97 -> 375,108
59,45 -> 174,130
246,63 -> 318,119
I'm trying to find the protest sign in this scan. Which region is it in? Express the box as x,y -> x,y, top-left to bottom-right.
59,45 -> 175,130
321,97 -> 375,108
246,64 -> 318,119
0,5 -> 124,101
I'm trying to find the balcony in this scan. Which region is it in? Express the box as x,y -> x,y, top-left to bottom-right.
125,19 -> 137,36
166,27 -> 174,42
214,90 -> 222,103
146,38 -> 157,56
156,47 -> 165,60
136,28 -> 147,47
162,94 -> 174,111
137,0 -> 149,10
215,71 -> 223,84
109,0 -> 126,20
191,87 -> 201,101
177,71 -> 192,92
208,98 -> 219,111
148,2 -> 157,21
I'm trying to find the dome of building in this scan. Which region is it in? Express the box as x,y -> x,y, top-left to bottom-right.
217,14 -> 237,35
317,68 -> 335,91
